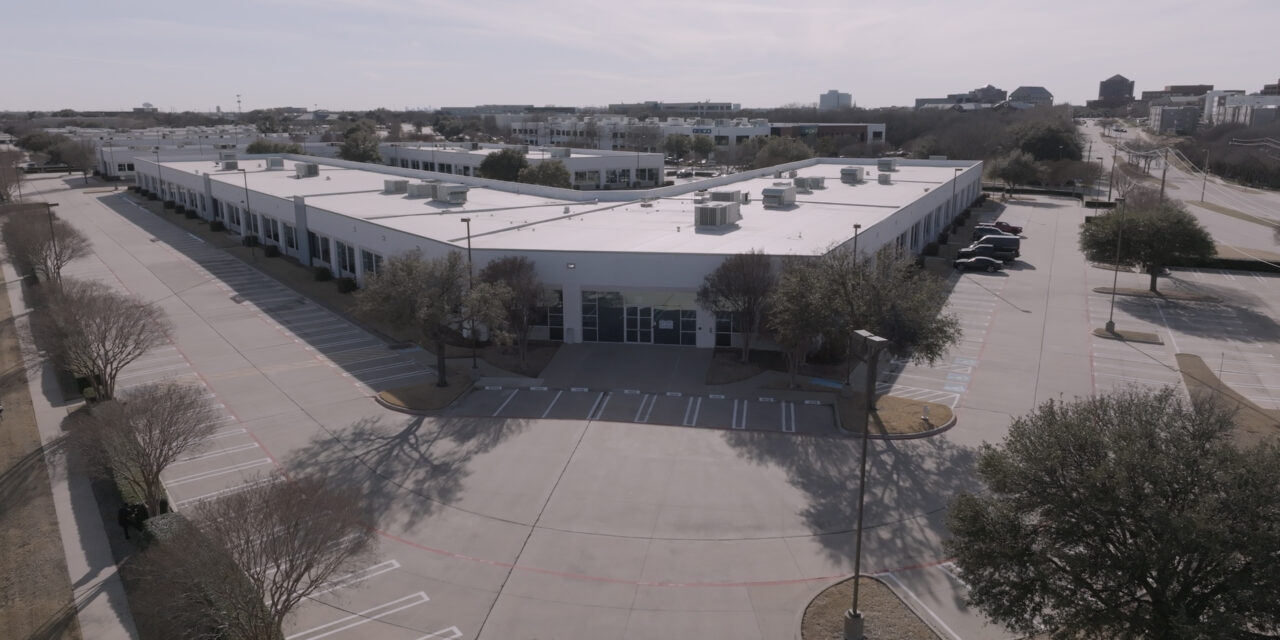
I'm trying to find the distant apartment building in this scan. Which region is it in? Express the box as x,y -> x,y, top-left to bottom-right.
1008,86 -> 1054,106
607,101 -> 740,116
1148,103 -> 1202,135
818,90 -> 852,110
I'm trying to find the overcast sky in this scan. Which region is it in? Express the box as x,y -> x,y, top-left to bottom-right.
3,0 -> 1277,113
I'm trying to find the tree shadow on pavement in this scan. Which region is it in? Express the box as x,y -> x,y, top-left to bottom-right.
720,426 -> 981,579
1116,295 -> 1280,344
283,413 -> 529,530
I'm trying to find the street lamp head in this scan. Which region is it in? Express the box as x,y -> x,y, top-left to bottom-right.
460,217 -> 471,223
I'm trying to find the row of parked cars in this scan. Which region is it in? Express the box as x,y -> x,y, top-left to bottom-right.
953,221 -> 1023,273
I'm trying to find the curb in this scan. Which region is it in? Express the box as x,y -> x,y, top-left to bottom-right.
795,573 -> 938,640
836,408 -> 959,441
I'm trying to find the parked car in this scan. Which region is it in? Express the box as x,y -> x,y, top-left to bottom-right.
957,243 -> 997,259
972,225 -> 1016,242
953,256 -> 1004,272
974,234 -> 1021,260
989,220 -> 1022,235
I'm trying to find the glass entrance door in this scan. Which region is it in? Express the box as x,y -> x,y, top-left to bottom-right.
625,306 -> 652,343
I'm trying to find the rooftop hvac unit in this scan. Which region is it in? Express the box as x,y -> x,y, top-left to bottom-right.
806,176 -> 826,189
773,171 -> 784,179
295,163 -> 320,178
877,157 -> 898,172
793,177 -> 812,193
221,160 -> 239,171
218,151 -> 237,162
265,157 -> 285,170
383,179 -> 408,194
928,155 -> 948,160
694,202 -> 742,227
878,173 -> 892,185
840,166 -> 865,183
761,185 -> 797,208
517,145 -> 530,153
709,190 -> 740,202
432,184 -> 469,205
406,183 -> 436,198
787,170 -> 798,178
548,147 -> 570,158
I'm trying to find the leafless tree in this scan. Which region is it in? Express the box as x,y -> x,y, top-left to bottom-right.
70,382 -> 219,515
54,139 -> 96,184
131,477 -> 376,640
38,278 -> 171,400
697,250 -> 775,362
0,149 -> 24,203
1,210 -> 92,286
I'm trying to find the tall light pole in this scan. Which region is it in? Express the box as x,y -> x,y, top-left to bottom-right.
1105,197 -> 1127,334
1158,148 -> 1169,202
460,217 -> 477,370
155,146 -> 165,203
1200,149 -> 1210,202
852,223 -> 862,257
845,329 -> 889,640
1106,148 -> 1118,201
1095,156 -> 1104,199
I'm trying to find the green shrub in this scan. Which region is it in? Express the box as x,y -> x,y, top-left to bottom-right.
163,200 -> 175,209
335,277 -> 358,293
209,219 -> 226,231
313,266 -> 333,281
921,242 -> 940,257
241,235 -> 259,248
184,209 -> 197,219
263,245 -> 280,258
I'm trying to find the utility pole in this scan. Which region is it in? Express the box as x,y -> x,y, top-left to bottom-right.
1159,148 -> 1169,202
1107,148 -> 1118,201
1200,149 -> 1210,202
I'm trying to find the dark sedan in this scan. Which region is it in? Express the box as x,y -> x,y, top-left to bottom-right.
953,256 -> 1004,272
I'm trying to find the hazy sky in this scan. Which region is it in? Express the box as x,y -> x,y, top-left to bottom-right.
4,0 -> 1277,112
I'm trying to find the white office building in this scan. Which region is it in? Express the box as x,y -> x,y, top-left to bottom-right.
133,155 -> 981,349
381,143 -> 664,190
819,90 -> 852,110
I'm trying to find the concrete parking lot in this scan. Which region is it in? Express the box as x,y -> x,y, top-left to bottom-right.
22,174 -> 1280,639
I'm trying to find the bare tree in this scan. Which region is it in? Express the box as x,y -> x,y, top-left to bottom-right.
131,477 -> 376,640
54,139 -> 96,184
71,382 -> 219,515
0,149 -> 24,203
1,211 -> 92,286
38,278 -> 172,400
479,256 -> 544,365
697,250 -> 775,362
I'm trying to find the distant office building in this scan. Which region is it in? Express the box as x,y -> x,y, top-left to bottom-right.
1203,90 -> 1246,125
1140,84 -> 1213,101
914,85 -> 1005,109
770,123 -> 885,144
1262,78 -> 1279,96
1148,103 -> 1202,135
1097,74 -> 1135,106
1008,86 -> 1053,106
1221,95 -> 1280,127
818,90 -> 852,110
438,105 -> 536,116
607,101 -> 740,116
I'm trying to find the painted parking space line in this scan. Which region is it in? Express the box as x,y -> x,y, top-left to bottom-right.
173,475 -> 282,507
168,459 -> 274,486
492,389 -> 519,417
284,592 -> 430,640
414,628 -> 463,640
587,392 -> 608,420
540,390 -> 563,418
634,394 -> 654,422
782,401 -> 796,432
310,560 -> 401,597
172,442 -> 261,464
681,396 -> 702,426
361,370 -> 432,385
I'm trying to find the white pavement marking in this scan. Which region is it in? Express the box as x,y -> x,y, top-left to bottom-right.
174,476 -> 282,507
285,592 -> 430,640
782,401 -> 796,433
198,427 -> 247,441
540,390 -> 563,418
492,390 -> 519,417
1153,301 -> 1181,353
684,397 -> 701,426
640,394 -> 656,423
881,573 -> 963,640
634,394 -> 653,422
362,371 -> 430,385
167,459 -> 274,485
587,392 -> 607,420
172,442 -> 260,464
310,560 -> 401,596
413,627 -> 463,640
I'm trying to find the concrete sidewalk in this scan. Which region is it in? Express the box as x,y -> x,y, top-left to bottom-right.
3,260 -> 138,640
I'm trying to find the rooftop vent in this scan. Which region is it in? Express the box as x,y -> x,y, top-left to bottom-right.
221,160 -> 239,171
406,182 -> 435,198
709,189 -> 741,202
265,157 -> 285,170
296,163 -> 320,178
761,185 -> 797,208
218,151 -> 237,162
548,147 -> 570,158
878,172 -> 892,185
432,183 -> 468,205
793,176 -> 825,192
840,166 -> 865,184
694,201 -> 742,228
877,157 -> 898,172
383,179 -> 408,194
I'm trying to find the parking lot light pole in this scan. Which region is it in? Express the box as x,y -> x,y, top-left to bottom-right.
238,168 -> 256,261
1107,149 -> 1118,201
852,223 -> 861,258
951,167 -> 962,217
461,217 -> 476,370
845,330 -> 889,640
1105,197 -> 1126,333
1096,157 -> 1104,198
1200,149 -> 1210,202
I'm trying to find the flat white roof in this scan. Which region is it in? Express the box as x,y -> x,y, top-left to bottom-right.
168,158 -> 976,257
